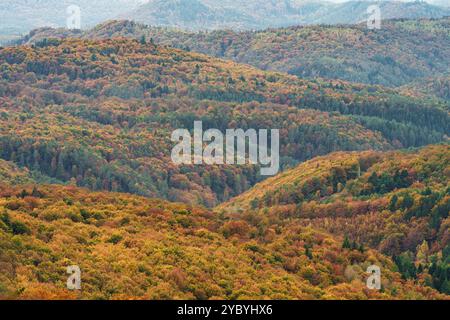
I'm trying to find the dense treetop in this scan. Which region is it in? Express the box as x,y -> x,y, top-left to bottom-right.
1,38 -> 447,205
18,18 -> 450,88
0,29 -> 448,300
218,144 -> 450,294
0,181 -> 446,299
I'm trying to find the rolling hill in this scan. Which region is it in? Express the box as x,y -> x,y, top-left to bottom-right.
1,37 -> 448,206
124,16 -> 450,87
0,181 -> 447,299
400,75 -> 450,102
19,17 -> 450,88
218,144 -> 450,294
0,36 -> 448,299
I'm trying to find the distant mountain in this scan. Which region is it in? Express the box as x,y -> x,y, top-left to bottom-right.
428,0 -> 450,8
122,0 -> 450,30
315,0 -> 450,25
0,0 -> 144,43
120,0 -> 257,30
1,0 -> 449,44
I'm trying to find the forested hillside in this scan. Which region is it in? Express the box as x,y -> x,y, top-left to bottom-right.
120,18 -> 450,87
400,76 -> 450,102
0,160 -> 35,186
1,38 -> 447,206
218,144 -> 450,294
1,1 -> 449,302
20,18 -> 450,88
0,182 -> 446,299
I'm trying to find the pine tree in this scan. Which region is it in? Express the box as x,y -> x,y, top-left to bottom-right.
402,193 -> 414,209
389,194 -> 398,211
305,245 -> 313,259
342,236 -> 351,249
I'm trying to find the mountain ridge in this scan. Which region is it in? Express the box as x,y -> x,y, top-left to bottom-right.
121,0 -> 450,30
16,17 -> 450,88
2,0 -> 450,44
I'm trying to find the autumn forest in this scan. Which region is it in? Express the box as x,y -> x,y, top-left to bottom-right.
0,8 -> 449,301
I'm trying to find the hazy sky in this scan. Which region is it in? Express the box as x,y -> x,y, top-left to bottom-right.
324,0 -> 446,3
128,0 -> 449,7
134,0 -> 448,3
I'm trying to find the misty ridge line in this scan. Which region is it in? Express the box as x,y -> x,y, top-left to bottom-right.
1,0 -> 449,40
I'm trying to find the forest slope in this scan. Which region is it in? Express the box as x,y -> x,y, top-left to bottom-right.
218,144 -> 450,294
1,38 -> 447,206
18,18 -> 450,88
0,183 -> 446,299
